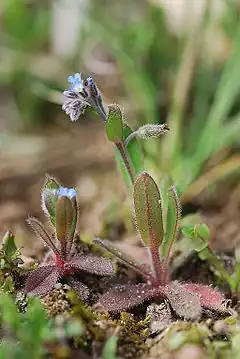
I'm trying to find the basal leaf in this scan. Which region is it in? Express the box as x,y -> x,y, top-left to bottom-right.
134,172 -> 163,248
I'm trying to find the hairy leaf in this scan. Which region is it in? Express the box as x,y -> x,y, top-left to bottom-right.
183,283 -> 225,312
93,238 -> 152,281
134,172 -> 163,248
164,282 -> 201,319
27,217 -> 58,254
106,104 -> 123,142
69,254 -> 114,276
95,283 -> 153,312
41,175 -> 61,225
25,265 -> 59,297
162,185 -> 181,259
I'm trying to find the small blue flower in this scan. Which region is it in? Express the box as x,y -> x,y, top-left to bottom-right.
58,187 -> 77,200
68,73 -> 84,93
62,73 -> 107,121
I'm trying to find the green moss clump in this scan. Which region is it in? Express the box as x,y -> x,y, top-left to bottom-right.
41,285 -> 71,317
116,312 -> 150,359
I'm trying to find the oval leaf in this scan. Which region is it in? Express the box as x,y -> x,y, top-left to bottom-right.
106,104 -> 123,142
182,224 -> 208,252
134,172 -> 163,247
41,175 -> 61,226
55,196 -> 76,259
165,282 -> 201,319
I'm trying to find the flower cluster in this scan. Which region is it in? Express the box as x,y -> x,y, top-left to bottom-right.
62,73 -> 107,122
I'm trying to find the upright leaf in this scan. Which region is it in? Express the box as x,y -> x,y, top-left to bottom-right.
161,185 -> 181,258
55,196 -> 76,259
106,104 -> 123,142
134,172 -> 163,248
2,231 -> 17,259
41,176 -> 61,226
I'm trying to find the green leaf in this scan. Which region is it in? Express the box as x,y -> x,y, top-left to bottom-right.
161,185 -> 180,258
103,336 -> 118,359
2,231 -> 17,259
42,175 -> 61,226
55,196 -> 76,258
114,123 -> 143,189
64,320 -> 83,338
0,293 -> 21,331
182,225 -> 195,239
134,172 -> 163,247
182,224 -> 208,252
195,224 -> 210,241
106,105 -> 123,142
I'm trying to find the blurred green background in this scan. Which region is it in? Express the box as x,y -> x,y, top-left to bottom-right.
1,0 -> 240,251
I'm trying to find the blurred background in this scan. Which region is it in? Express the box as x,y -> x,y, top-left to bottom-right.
1,0 -> 240,257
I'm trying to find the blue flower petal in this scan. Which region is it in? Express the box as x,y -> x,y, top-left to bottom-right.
59,187 -> 76,199
68,76 -> 75,83
75,72 -> 81,80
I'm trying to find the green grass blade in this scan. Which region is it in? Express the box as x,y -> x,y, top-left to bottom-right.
194,24 -> 240,165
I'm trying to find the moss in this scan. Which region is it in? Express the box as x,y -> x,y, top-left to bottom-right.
116,312 -> 150,359
41,285 -> 71,317
68,292 -> 150,358
68,291 -> 113,350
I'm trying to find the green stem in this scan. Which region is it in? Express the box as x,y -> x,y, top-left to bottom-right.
115,140 -> 135,185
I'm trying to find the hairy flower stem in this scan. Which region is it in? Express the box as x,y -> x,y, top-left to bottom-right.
115,140 -> 135,185
124,131 -> 138,148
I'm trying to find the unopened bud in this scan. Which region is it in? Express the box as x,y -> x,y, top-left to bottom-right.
137,124 -> 170,140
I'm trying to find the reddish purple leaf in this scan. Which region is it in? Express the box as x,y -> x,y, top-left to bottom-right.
162,282 -> 201,319
25,265 -> 59,297
183,282 -> 225,311
27,217 -> 59,255
95,283 -> 154,312
68,254 -> 114,276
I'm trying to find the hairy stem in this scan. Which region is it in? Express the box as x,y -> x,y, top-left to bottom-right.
124,131 -> 138,148
115,140 -> 135,185
93,238 -> 153,282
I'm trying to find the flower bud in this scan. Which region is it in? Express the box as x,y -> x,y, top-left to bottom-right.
137,124 -> 170,140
